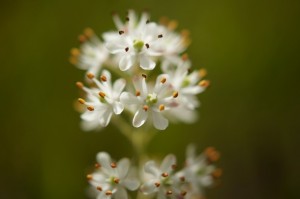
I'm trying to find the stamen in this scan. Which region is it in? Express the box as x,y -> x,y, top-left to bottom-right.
181,53 -> 189,61
154,182 -> 160,187
158,34 -> 163,38
180,176 -> 185,182
87,106 -> 94,111
99,92 -> 106,98
84,28 -> 94,38
166,190 -> 172,195
96,186 -> 102,191
181,191 -> 187,196
160,77 -> 166,84
94,163 -> 101,168
142,74 -> 147,78
70,48 -> 80,56
125,47 -> 129,52
110,162 -> 117,168
126,17 -> 130,21
105,190 -> 113,196
172,91 -> 179,98
118,30 -> 124,35
136,90 -> 141,96
212,168 -> 223,178
161,172 -> 169,177
113,177 -> 120,184
159,104 -> 165,111
86,174 -> 93,180
171,164 -> 177,170
69,56 -> 78,65
78,98 -> 85,104
199,80 -> 210,88
145,43 -> 150,48
76,81 -> 84,89
146,19 -> 150,24
168,20 -> 178,30
199,68 -> 207,78
204,147 -> 220,162
78,34 -> 87,43
87,73 -> 95,79
100,75 -> 107,82
143,105 -> 149,111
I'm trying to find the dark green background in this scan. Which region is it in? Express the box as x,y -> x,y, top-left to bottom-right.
1,0 -> 299,198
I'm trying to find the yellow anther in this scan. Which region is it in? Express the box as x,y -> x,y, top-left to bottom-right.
78,34 -> 87,43
172,91 -> 179,98
76,81 -> 84,89
159,104 -> 165,111
136,90 -> 141,96
204,147 -> 220,162
199,80 -> 210,88
160,77 -> 167,84
166,190 -> 172,195
110,162 -> 117,168
154,182 -> 160,187
70,48 -> 80,56
86,174 -> 93,180
113,178 -> 120,184
161,172 -> 169,177
78,98 -> 85,104
99,92 -> 106,98
96,186 -> 102,191
94,163 -> 101,168
87,73 -> 95,79
105,190 -> 112,196
199,68 -> 207,78
100,75 -> 107,82
181,53 -> 189,61
212,168 -> 223,178
87,106 -> 94,111
168,20 -> 178,30
171,164 -> 177,170
84,27 -> 94,38
143,105 -> 149,111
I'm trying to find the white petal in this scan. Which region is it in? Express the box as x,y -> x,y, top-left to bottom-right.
132,108 -> 148,128
81,111 -> 98,122
102,70 -> 112,84
160,154 -> 176,173
115,187 -> 128,199
113,78 -> 126,96
124,178 -> 140,191
105,41 -> 125,54
99,109 -> 113,127
96,152 -> 113,173
119,55 -> 134,71
144,161 -> 160,176
140,54 -> 155,70
140,179 -> 157,195
120,92 -> 140,105
113,102 -> 124,115
152,111 -> 168,130
117,158 -> 130,179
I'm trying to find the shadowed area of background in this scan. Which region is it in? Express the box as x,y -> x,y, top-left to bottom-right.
0,0 -> 299,198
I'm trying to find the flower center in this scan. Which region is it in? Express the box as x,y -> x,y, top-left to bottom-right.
181,78 -> 190,87
133,39 -> 144,52
146,93 -> 157,105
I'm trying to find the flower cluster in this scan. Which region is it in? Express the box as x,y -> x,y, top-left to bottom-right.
87,145 -> 221,199
71,10 -> 209,131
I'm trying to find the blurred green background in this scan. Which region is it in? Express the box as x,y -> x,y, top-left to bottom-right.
1,0 -> 300,198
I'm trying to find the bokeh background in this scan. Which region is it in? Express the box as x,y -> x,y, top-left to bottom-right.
1,0 -> 300,198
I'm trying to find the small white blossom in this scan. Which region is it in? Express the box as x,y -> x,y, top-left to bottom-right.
70,28 -> 109,76
120,75 -> 178,130
77,70 -> 125,128
87,152 -> 140,199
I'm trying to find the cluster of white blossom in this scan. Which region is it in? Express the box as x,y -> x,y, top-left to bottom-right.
86,145 -> 221,199
71,10 -> 210,131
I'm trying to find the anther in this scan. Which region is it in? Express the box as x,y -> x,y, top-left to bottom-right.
181,191 -> 187,196
204,147 -> 220,162
99,92 -> 106,98
154,182 -> 160,187
105,190 -> 113,196
159,104 -> 165,111
70,48 -> 80,56
181,53 -> 189,61
158,34 -> 163,38
113,177 -> 120,184
180,176 -> 185,182
119,30 -> 125,35
87,106 -> 94,111
171,164 -> 177,170
160,77 -> 166,84
212,168 -> 223,178
78,98 -> 85,104
136,90 -> 141,96
161,172 -> 169,177
76,81 -> 84,89
87,73 -> 95,79
95,163 -> 101,168
146,19 -> 150,24
166,190 -> 172,195
199,80 -> 210,88
142,74 -> 147,78
199,68 -> 207,78
86,174 -> 93,180
172,91 -> 179,98
100,75 -> 107,82
145,43 -> 150,48
110,162 -> 117,168
125,47 -> 129,52
96,186 -> 102,191
126,16 -> 130,21
143,105 -> 149,111
168,20 -> 178,30
84,28 -> 94,38
78,34 -> 87,43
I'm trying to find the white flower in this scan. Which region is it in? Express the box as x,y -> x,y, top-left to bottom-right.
141,154 -> 185,199
103,11 -> 164,71
120,75 -> 178,130
77,70 -> 125,128
70,28 -> 109,76
175,145 -> 220,197
87,152 -> 140,199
